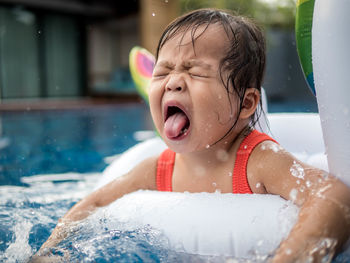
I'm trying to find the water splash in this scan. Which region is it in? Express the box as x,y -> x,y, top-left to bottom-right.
290,161 -> 305,180
216,149 -> 229,161
1,217 -> 33,262
289,188 -> 298,202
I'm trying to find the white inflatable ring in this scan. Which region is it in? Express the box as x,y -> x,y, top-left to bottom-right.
95,113 -> 329,257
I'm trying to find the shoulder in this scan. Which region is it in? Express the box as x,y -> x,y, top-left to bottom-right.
246,138 -> 293,194
126,155 -> 159,191
246,139 -> 329,203
92,155 -> 159,207
102,155 -> 159,195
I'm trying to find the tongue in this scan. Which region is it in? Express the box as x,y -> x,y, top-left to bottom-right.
164,112 -> 189,138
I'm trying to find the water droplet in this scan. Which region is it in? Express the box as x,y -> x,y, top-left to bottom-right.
216,149 -> 228,161
195,166 -> 205,176
243,145 -> 248,149
212,182 -> 217,187
152,13 -> 155,17
289,188 -> 298,201
228,172 -> 232,177
290,162 -> 305,180
269,144 -> 282,153
206,144 -> 210,149
306,180 -> 312,188
256,182 -> 261,188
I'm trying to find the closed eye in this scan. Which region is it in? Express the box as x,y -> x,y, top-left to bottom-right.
153,61 -> 173,79
189,72 -> 208,78
153,66 -> 172,79
152,70 -> 169,78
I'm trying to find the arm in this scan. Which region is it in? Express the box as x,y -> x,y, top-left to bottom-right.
36,156 -> 158,255
247,141 -> 350,263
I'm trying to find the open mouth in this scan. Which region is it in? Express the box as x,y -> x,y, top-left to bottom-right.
164,105 -> 190,139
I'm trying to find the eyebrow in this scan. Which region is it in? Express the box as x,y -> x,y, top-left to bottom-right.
155,61 -> 175,69
184,59 -> 212,69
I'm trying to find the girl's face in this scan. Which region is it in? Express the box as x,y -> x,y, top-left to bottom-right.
149,24 -> 240,153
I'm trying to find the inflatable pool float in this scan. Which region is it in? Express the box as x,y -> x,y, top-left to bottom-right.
295,0 -> 315,94
312,0 -> 350,187
95,113 -> 325,257
296,0 -> 350,187
129,46 -> 155,102
96,2 -> 350,258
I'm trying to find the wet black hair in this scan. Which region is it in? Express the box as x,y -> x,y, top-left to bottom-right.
155,8 -> 266,138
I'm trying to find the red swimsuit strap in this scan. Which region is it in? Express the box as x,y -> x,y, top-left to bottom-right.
232,130 -> 277,194
156,130 -> 277,193
156,148 -> 176,191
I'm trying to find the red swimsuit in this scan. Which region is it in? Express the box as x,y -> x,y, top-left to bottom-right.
156,130 -> 277,193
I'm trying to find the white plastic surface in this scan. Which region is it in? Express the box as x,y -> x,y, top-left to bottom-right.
96,137 -> 166,189
312,0 -> 350,186
101,190 -> 298,257
267,113 -> 325,155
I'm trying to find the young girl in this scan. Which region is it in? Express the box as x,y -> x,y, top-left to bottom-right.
36,8 -> 350,262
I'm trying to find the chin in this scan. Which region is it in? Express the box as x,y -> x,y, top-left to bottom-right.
163,139 -> 192,153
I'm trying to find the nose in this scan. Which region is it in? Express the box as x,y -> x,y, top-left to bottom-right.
166,85 -> 182,92
165,74 -> 186,92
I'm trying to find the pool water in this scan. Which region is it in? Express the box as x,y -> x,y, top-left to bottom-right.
0,103 -> 246,262
0,103 -> 349,262
0,103 -> 153,186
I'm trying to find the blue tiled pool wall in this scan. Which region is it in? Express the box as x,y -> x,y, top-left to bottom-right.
0,103 -> 153,186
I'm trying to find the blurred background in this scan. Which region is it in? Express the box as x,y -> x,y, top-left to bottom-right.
0,0 -> 317,112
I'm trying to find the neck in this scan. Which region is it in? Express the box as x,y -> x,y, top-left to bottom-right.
178,126 -> 250,174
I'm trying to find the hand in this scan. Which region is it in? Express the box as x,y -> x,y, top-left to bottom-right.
30,246 -> 71,263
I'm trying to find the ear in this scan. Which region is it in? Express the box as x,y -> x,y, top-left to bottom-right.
239,88 -> 260,120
